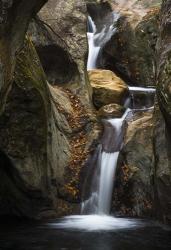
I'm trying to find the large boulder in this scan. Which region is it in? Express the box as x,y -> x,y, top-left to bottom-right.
88,69 -> 129,108
112,106 -> 171,225
98,7 -> 160,86
112,111 -> 155,218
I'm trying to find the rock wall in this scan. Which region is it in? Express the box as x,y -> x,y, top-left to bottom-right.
112,0 -> 171,225
113,107 -> 171,225
156,0 -> 171,127
37,0 -> 89,91
113,111 -> 155,218
154,0 -> 171,224
0,0 -> 47,110
0,0 -> 100,219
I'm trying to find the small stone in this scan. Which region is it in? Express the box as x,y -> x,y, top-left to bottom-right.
98,103 -> 126,119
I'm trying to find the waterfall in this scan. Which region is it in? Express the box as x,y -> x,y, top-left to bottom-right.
98,152 -> 119,214
128,86 -> 156,110
87,33 -> 100,70
81,12 -> 125,214
87,16 -> 100,70
81,150 -> 121,215
49,106 -> 139,231
49,13 -> 152,232
81,109 -> 131,215
128,86 -> 156,93
87,13 -> 120,70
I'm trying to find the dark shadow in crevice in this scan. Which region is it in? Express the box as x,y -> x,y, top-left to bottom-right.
36,45 -> 80,86
0,150 -> 27,218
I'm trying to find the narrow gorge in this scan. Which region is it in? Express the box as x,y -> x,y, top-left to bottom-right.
0,0 -> 171,250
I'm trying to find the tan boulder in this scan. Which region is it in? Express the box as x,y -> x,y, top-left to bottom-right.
98,103 -> 125,119
88,69 -> 129,108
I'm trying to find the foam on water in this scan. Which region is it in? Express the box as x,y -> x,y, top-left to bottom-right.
49,215 -> 142,232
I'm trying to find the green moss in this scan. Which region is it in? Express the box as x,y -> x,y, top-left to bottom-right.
15,37 -> 49,104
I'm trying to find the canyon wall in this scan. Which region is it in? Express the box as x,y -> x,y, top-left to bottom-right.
0,0 -> 100,219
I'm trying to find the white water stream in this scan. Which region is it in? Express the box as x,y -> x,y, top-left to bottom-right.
87,14 -> 119,70
129,86 -> 156,93
87,16 -> 100,69
98,152 -> 119,214
81,109 -> 131,215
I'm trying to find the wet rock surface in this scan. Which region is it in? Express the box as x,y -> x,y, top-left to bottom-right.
113,111 -> 155,217
98,8 -> 160,86
98,103 -> 126,119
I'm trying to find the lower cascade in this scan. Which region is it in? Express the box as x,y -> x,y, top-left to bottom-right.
48,14 -> 157,232
49,107 -> 148,231
81,109 -> 131,216
49,108 -> 144,231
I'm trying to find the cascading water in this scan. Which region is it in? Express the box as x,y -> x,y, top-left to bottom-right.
129,86 -> 156,111
81,109 -> 131,215
87,16 -> 100,70
49,13 -> 155,232
87,13 -> 120,70
98,109 -> 134,214
98,152 -> 119,214
50,106 -> 139,231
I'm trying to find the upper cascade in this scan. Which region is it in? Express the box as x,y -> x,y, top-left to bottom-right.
87,12 -> 120,70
